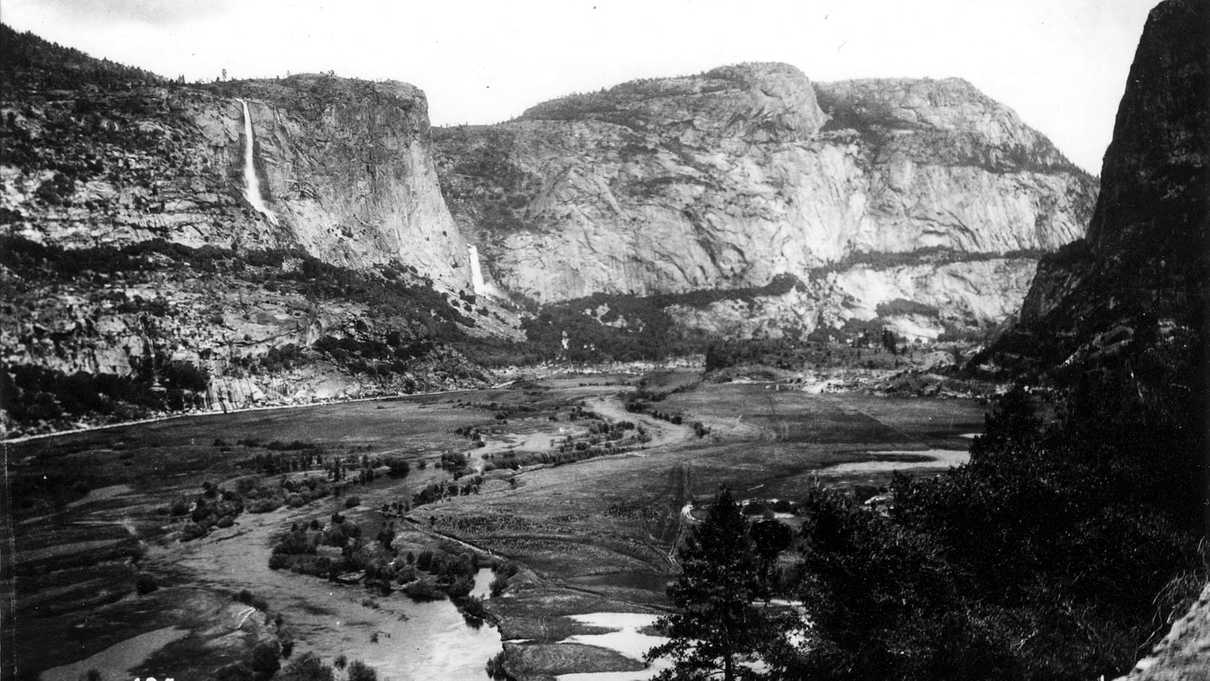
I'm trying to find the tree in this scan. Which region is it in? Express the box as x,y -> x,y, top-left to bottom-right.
749,518 -> 793,586
880,328 -> 898,355
275,653 -> 334,681
247,641 -> 281,679
347,660 -> 378,681
646,489 -> 794,680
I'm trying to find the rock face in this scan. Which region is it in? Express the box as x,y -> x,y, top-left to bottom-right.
220,77 -> 472,286
1115,584 -> 1210,681
0,26 -> 511,436
1031,2 -> 1210,677
0,27 -> 471,289
1004,0 -> 1208,368
434,63 -> 1096,335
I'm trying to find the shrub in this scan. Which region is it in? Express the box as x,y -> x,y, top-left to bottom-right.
236,589 -> 270,611
446,575 -> 474,599
248,498 -> 281,513
214,662 -> 255,681
279,633 -> 294,659
344,496 -> 360,509
134,573 -> 158,595
168,496 -> 191,516
247,641 -> 281,678
485,651 -> 511,680
403,578 -> 445,602
458,595 -> 490,622
347,661 -> 378,681
180,521 -> 207,541
385,458 -> 411,478
275,652 -> 334,681
489,574 -> 508,597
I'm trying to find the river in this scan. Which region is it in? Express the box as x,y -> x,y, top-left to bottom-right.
167,505 -> 502,680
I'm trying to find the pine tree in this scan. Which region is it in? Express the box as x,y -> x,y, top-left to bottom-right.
647,489 -> 789,680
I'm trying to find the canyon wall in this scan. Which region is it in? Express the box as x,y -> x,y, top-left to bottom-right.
1000,0 -> 1207,370
434,64 -> 1097,336
1,36 -> 473,289
0,28 -> 508,434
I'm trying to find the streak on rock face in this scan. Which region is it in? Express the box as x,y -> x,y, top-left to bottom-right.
2,70 -> 472,291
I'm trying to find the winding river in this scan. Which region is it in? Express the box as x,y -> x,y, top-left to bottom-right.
167,505 -> 502,680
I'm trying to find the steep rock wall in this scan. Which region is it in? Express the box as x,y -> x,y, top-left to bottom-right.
1006,0 -> 1207,368
1,59 -> 472,289
434,63 -> 1097,334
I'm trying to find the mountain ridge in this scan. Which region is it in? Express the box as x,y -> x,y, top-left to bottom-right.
434,62 -> 1096,341
0,23 -> 1101,434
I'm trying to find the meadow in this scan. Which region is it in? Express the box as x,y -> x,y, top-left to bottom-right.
6,371 -> 983,680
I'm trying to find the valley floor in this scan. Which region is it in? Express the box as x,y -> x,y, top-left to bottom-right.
5,370 -> 985,681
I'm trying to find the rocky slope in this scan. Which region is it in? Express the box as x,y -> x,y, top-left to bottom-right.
1116,584 -> 1210,681
434,64 -> 1097,338
0,26 -> 521,436
993,0 -> 1207,373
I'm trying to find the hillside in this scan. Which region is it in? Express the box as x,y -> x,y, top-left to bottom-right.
987,0 -> 1207,377
433,64 -> 1097,341
0,25 -> 523,436
0,24 -> 1109,435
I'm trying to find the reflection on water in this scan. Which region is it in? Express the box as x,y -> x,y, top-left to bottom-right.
555,612 -> 671,681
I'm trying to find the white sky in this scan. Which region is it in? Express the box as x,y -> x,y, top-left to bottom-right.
3,0 -> 1157,173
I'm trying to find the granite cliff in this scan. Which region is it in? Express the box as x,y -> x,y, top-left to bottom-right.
995,0 -> 1208,373
0,25 -> 1108,435
0,26 -> 517,435
0,31 -> 472,286
434,64 -> 1097,339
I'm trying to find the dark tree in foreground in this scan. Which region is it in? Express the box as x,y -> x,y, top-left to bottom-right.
647,489 -> 797,680
795,338 -> 1206,681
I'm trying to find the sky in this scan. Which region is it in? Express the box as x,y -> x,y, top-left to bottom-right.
2,0 -> 1158,173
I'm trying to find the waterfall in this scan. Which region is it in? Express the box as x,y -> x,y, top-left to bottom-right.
468,244 -> 488,296
237,98 -> 277,225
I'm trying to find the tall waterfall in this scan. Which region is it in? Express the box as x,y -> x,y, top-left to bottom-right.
238,98 -> 277,225
468,244 -> 488,296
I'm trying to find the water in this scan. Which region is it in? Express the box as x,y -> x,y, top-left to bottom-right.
237,98 -> 278,225
471,566 -> 494,598
820,448 -> 970,475
554,612 -> 671,681
468,244 -> 488,296
171,508 -> 502,680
